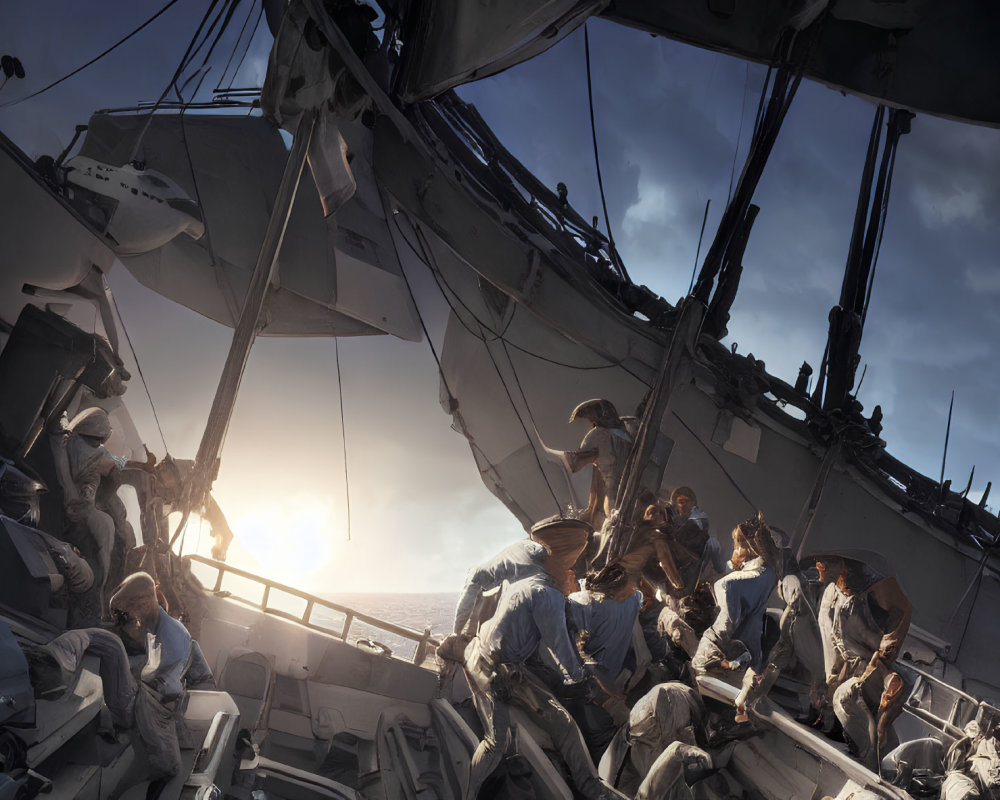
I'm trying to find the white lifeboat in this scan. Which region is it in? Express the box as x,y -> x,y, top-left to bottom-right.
63,155 -> 205,255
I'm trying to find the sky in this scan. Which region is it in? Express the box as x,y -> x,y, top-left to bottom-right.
3,2 -> 1000,594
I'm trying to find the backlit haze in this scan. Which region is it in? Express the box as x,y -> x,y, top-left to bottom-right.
4,1 -> 1000,594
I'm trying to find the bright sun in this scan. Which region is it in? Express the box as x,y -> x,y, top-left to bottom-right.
223,493 -> 343,592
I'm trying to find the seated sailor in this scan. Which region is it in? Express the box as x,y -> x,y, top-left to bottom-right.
736,539 -> 827,724
24,571 -> 214,797
617,681 -> 713,800
941,722 -> 1000,800
566,562 -> 643,761
461,518 -> 626,800
693,512 -> 779,676
812,551 -> 911,770
49,408 -> 149,612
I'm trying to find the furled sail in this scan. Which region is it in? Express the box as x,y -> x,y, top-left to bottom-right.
77,112 -> 420,340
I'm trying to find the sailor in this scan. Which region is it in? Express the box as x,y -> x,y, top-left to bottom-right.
559,399 -> 633,530
0,456 -> 95,594
613,502 -> 705,664
693,512 -> 779,675
111,571 -> 215,792
451,537 -> 551,637
941,722 -> 1000,800
812,552 -> 911,770
618,681 -> 713,800
566,562 -> 644,761
49,407 -> 144,611
735,542 -> 827,723
461,518 -> 626,800
668,486 -> 727,583
616,500 -> 686,596
26,572 -> 214,797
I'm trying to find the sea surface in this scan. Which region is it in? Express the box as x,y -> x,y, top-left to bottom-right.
313,592 -> 459,661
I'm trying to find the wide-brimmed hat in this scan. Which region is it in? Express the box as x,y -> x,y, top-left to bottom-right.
800,549 -> 893,581
530,516 -> 592,577
568,399 -> 621,427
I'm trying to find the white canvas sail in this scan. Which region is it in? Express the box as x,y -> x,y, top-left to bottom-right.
77,112 -> 420,341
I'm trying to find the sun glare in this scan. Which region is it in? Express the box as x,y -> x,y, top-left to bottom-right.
223,494 -> 345,592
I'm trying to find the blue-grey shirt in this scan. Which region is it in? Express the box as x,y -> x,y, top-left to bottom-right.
567,589 -> 642,681
710,557 -> 776,670
478,574 -> 584,683
453,540 -> 548,634
149,607 -> 214,697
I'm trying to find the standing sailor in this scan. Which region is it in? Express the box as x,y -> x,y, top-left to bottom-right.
451,538 -> 550,637
461,518 -> 626,800
736,541 -> 827,723
560,399 -> 633,530
812,552 -> 911,769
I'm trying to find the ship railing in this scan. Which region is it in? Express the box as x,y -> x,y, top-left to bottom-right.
903,662 -> 1000,739
184,554 -> 441,665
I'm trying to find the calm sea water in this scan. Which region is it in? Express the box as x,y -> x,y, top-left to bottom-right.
312,592 -> 458,661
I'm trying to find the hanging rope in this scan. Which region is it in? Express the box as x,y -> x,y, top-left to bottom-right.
583,24 -> 630,284
334,338 -> 352,541
215,0 -> 257,91
127,0 -> 228,162
108,288 -> 169,454
0,0 -> 185,109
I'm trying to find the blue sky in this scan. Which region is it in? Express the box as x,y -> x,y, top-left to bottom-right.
2,2 -> 999,593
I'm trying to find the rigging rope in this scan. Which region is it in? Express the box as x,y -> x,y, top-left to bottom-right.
108,288 -> 170,454
391,213 -> 647,380
726,64 -> 752,205
334,338 -> 353,542
670,411 -> 757,511
216,0 -> 257,90
397,216 -> 562,512
0,0 -> 185,109
219,4 -> 264,91
583,24 -> 630,285
191,0 -> 242,75
178,97 -> 217,264
127,0 -> 227,163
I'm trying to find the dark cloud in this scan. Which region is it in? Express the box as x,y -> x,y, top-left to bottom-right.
461,20 -> 1000,514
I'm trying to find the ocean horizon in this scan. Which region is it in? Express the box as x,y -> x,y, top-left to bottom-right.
315,591 -> 460,661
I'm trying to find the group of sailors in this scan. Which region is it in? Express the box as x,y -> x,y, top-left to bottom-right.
0,407 -> 221,797
435,397 -> 1000,800
17,571 -> 216,797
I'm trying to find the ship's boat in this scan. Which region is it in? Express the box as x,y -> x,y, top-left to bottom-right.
1,1 -> 1000,798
